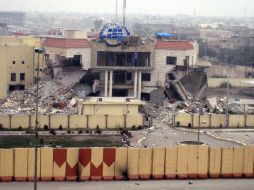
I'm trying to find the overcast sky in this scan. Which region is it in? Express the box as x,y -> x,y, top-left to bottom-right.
0,0 -> 253,17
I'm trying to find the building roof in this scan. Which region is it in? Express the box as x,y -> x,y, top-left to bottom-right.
43,38 -> 91,48
156,40 -> 194,50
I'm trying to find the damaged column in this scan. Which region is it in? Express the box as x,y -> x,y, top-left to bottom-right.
109,70 -> 113,97
104,70 -> 108,97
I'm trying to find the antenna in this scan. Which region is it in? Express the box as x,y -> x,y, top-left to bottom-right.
123,0 -> 126,26
116,0 -> 118,23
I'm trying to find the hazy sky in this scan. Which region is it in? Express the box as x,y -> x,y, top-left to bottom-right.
0,0 -> 253,17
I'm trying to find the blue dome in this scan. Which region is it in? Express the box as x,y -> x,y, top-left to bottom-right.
99,23 -> 130,42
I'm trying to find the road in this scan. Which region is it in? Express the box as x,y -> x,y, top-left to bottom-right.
1,180 -> 254,190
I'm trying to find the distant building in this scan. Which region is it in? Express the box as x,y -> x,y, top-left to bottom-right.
0,12 -> 25,26
0,37 -> 44,99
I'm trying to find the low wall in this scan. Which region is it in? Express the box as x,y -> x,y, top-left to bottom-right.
208,78 -> 254,88
174,113 -> 254,128
0,114 -> 145,130
0,145 -> 253,181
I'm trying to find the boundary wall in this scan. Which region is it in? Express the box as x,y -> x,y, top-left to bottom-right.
0,145 -> 253,181
174,113 -> 254,128
0,114 -> 144,129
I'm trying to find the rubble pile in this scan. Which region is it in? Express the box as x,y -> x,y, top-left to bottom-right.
0,69 -> 87,115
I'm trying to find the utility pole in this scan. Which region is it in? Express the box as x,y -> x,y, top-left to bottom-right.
34,48 -> 44,190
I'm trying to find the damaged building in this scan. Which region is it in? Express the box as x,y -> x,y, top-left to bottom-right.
41,23 -> 206,102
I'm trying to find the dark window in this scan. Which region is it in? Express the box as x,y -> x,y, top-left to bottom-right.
142,73 -> 151,81
22,61 -> 25,64
166,56 -> 177,65
11,73 -> 16,81
20,85 -> 25,90
126,72 -> 132,80
141,93 -> 150,101
12,60 -> 15,64
20,73 -> 25,81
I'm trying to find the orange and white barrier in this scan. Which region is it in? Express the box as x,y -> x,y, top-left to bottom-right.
187,145 -> 198,179
232,146 -> 244,177
165,146 -> 177,179
14,148 -> 28,181
197,145 -> 209,178
152,147 -> 165,179
177,145 -> 188,179
40,147 -> 53,181
79,148 -> 91,180
209,147 -> 221,178
53,148 -> 67,181
243,145 -> 254,177
221,147 -> 233,178
103,148 -> 116,180
138,148 -> 152,179
27,148 -> 40,181
66,148 -> 79,181
0,149 -> 13,182
90,147 -> 103,180
114,147 -> 127,180
127,148 -> 139,180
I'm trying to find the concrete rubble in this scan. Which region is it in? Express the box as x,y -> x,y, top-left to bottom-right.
0,68 -> 90,115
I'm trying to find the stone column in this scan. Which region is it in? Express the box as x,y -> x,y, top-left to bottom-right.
138,71 -> 142,99
134,71 -> 138,98
109,70 -> 113,97
104,70 -> 108,97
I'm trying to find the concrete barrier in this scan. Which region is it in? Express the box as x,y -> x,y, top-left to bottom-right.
11,115 -> 29,129
89,115 -> 106,129
90,147 -> 103,180
193,115 -> 210,128
30,115 -> 49,129
177,145 -> 188,179
187,145 -> 198,178
232,146 -> 244,177
138,148 -> 152,180
0,149 -> 13,181
229,115 -> 245,128
50,115 -> 68,129
152,147 -> 165,179
103,148 -> 116,180
40,147 -> 53,181
221,147 -> 233,177
14,148 -> 28,181
197,145 -> 209,178
66,148 -> 79,181
0,115 -> 9,129
211,114 -> 226,128
209,147 -> 221,178
108,116 -> 124,129
53,148 -> 66,181
69,115 -> 87,129
79,148 -> 91,180
243,145 -> 254,177
27,148 -> 40,181
114,147 -> 127,180
127,148 -> 139,180
165,147 -> 177,179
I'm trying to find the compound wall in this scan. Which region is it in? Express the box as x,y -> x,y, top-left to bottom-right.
0,145 -> 253,181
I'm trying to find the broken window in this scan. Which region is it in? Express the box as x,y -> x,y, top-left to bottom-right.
142,73 -> 151,81
20,73 -> 25,81
166,56 -> 177,65
141,93 -> 150,101
11,73 -> 16,81
19,85 -> 25,90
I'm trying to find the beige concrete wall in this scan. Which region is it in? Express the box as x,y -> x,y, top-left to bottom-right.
126,115 -> 144,128
88,115 -> 106,129
14,148 -> 28,181
30,115 -> 49,129
138,148 -> 152,179
208,78 -> 254,88
11,115 -> 29,129
50,115 -> 68,129
69,115 -> 87,129
108,115 -> 124,129
176,113 -> 254,128
0,115 -> 9,129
